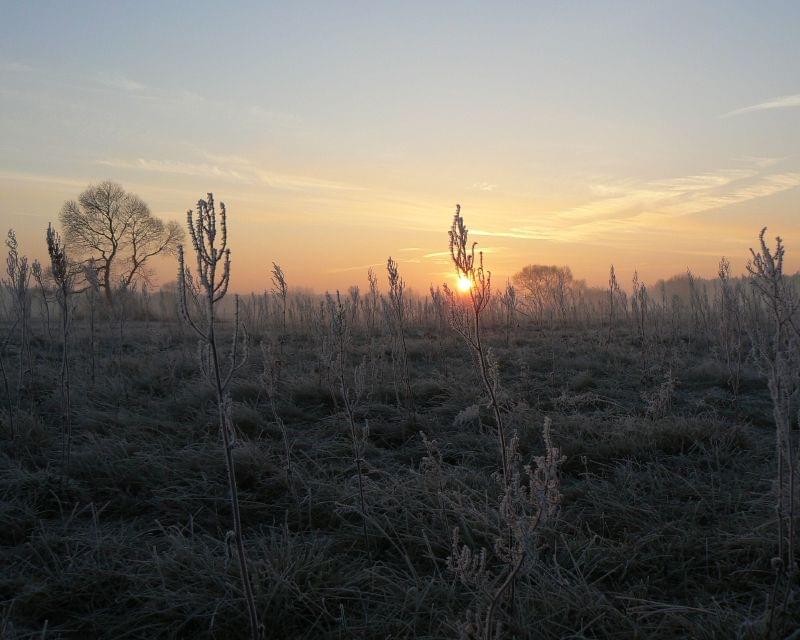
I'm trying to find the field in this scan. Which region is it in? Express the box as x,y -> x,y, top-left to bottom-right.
1,275 -> 796,639
4,3 -> 800,638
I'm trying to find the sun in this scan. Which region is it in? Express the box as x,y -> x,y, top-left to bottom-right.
456,275 -> 473,292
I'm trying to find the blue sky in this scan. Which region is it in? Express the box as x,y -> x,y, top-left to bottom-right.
2,1 -> 800,291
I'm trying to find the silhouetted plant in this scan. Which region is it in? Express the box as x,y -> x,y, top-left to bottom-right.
631,271 -> 647,343
271,261 -> 288,337
366,267 -> 380,337
176,194 -> 259,640
261,340 -> 293,489
443,205 -> 566,638
500,281 -> 517,347
46,224 -> 76,467
31,259 -> 53,344
5,230 -> 31,427
607,265 -> 620,345
385,256 -> 415,416
326,290 -> 371,556
83,260 -> 100,386
717,257 -> 745,398
444,206 -> 508,485
447,417 -> 565,639
0,314 -> 15,440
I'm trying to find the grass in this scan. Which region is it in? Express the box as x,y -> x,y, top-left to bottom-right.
0,316 -> 794,638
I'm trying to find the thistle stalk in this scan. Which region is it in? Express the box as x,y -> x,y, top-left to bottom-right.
176,194 -> 259,640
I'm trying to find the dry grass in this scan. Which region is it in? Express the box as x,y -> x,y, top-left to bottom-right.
1,212 -> 798,638
0,315 -> 793,638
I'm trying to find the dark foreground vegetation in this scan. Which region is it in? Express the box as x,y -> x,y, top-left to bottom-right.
1,196 -> 799,638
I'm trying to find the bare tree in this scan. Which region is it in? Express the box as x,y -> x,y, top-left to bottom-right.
59,181 -> 183,305
512,264 -> 574,323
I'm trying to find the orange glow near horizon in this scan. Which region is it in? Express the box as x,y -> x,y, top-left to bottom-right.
2,6 -> 800,295
3,173 -> 800,296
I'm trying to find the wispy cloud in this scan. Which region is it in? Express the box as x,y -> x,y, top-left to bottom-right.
247,105 -> 302,127
90,71 -> 301,130
722,94 -> 800,117
470,161 -> 800,246
0,170 -> 89,189
0,60 -> 32,73
96,73 -> 148,93
472,181 -> 497,192
0,63 -> 272,132
326,262 -> 384,274
96,156 -> 363,192
736,155 -> 782,169
0,168 -> 211,204
472,228 -> 556,240
97,158 -> 252,182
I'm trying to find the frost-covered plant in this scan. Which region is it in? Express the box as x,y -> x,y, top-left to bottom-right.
444,205 -> 508,485
631,270 -> 648,350
46,224 -> 76,467
31,259 -> 53,343
347,285 -> 360,327
443,206 -> 566,637
717,257 -> 745,398
448,418 -> 565,639
687,268 -> 711,347
261,340 -> 293,487
385,256 -> 415,415
84,260 -> 100,386
326,291 -> 371,554
643,370 -> 675,419
271,261 -> 288,336
607,265 -> 619,343
310,299 -> 336,396
454,404 -> 481,430
429,285 -> 447,333
500,281 -> 517,347
176,194 -> 259,640
747,230 -> 800,570
419,431 -> 448,529
5,231 -> 31,423
746,228 -> 800,634
0,311 -> 15,439
366,267 -> 380,336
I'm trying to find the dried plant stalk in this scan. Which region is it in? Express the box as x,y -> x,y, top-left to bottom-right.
177,194 -> 259,640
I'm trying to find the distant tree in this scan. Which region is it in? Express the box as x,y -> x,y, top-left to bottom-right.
59,181 -> 183,305
512,264 -> 574,321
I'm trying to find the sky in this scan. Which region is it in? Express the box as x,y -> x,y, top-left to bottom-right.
1,1 -> 800,294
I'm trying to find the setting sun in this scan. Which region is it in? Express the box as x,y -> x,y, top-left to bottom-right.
456,275 -> 473,292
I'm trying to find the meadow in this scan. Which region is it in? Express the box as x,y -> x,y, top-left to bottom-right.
1,201 -> 798,639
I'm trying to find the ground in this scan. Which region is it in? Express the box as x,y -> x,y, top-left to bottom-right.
0,318 -> 794,638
